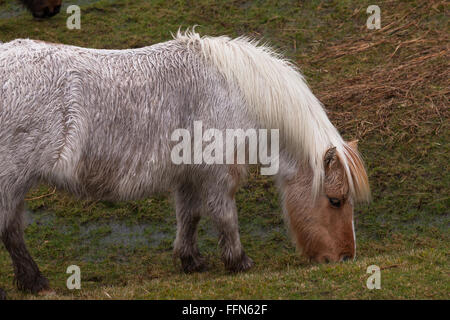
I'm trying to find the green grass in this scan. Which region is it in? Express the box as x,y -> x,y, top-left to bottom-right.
0,0 -> 448,299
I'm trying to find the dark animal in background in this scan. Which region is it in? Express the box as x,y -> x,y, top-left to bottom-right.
19,0 -> 62,18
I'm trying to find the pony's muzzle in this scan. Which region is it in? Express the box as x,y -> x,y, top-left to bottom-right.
340,254 -> 353,262
311,251 -> 354,264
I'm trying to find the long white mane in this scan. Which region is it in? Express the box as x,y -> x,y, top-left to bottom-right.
176,30 -> 370,202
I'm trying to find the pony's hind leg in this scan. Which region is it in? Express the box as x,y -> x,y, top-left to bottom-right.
173,183 -> 207,273
1,202 -> 50,294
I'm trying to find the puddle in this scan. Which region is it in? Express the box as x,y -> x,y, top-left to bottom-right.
24,208 -> 287,262
80,222 -> 171,248
25,210 -> 173,247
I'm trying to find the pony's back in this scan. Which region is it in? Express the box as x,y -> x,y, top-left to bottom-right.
0,38 -> 253,201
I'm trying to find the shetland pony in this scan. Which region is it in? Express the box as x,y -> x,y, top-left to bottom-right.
0,32 -> 370,297
18,0 -> 62,18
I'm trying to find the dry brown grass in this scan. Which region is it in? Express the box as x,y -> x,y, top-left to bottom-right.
310,1 -> 448,141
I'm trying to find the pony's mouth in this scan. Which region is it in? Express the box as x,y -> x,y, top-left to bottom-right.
308,252 -> 354,264
308,253 -> 339,264
311,255 -> 332,264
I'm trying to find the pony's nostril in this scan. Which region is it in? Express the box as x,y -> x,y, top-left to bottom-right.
323,256 -> 330,263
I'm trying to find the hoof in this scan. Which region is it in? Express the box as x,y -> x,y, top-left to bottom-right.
225,252 -> 254,273
16,273 -> 50,294
0,288 -> 6,300
180,255 -> 209,273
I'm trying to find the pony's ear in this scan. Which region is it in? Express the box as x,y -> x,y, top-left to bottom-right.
347,140 -> 359,151
324,146 -> 337,168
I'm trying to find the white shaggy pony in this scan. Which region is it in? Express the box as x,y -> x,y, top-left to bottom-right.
0,31 -> 369,297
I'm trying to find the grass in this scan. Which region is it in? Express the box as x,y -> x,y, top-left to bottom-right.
0,0 -> 448,299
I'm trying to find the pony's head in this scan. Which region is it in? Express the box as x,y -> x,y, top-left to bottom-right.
19,0 -> 62,18
281,140 -> 370,263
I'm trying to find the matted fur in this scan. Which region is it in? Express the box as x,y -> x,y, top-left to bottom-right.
176,30 -> 370,202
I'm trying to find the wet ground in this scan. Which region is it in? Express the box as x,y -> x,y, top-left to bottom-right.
24,207 -> 286,263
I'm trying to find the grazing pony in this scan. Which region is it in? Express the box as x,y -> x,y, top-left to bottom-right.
0,31 -> 370,297
18,0 -> 62,18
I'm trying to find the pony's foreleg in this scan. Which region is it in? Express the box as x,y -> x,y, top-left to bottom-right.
173,185 -> 207,273
207,185 -> 254,272
1,202 -> 50,294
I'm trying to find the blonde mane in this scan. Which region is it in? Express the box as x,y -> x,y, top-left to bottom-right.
341,144 -> 371,203
176,30 -> 370,202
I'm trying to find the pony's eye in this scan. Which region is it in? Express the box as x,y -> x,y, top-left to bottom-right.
328,197 -> 341,208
